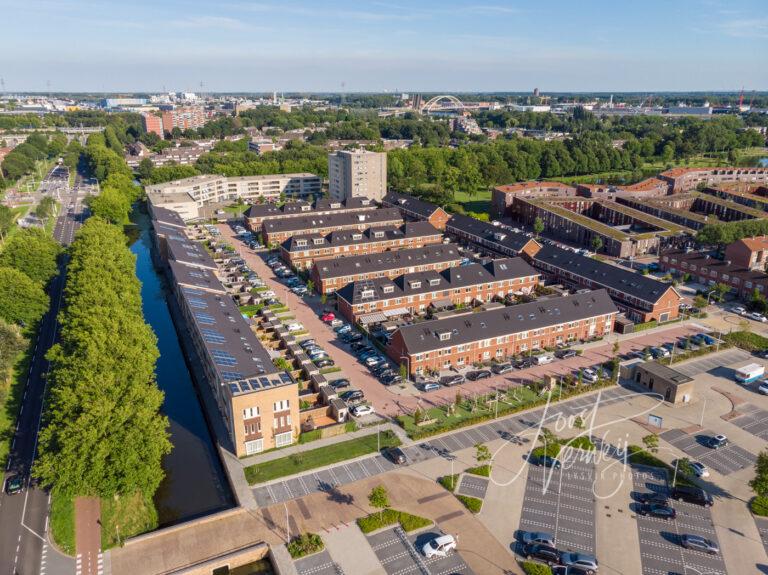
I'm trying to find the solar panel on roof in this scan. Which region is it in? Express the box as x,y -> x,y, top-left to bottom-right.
258,376 -> 270,386
221,370 -> 244,382
194,312 -> 215,325
279,373 -> 293,384
188,297 -> 208,309
229,384 -> 240,394
211,349 -> 237,366
182,287 -> 204,296
200,328 -> 225,344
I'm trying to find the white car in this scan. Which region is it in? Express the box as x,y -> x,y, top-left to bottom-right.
286,322 -> 304,332
690,461 -> 710,478
749,312 -> 768,323
422,534 -> 457,558
759,381 -> 768,395
261,290 -> 276,298
581,368 -> 599,383
732,306 -> 747,316
351,404 -> 375,417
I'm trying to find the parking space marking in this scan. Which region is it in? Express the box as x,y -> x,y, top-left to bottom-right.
661,428 -> 756,476
366,526 -> 473,575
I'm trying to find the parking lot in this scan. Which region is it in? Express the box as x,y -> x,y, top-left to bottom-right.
294,550 -> 343,575
728,403 -> 768,441
367,526 -> 474,575
631,466 -> 726,575
517,458 -> 596,555
660,428 -> 756,475
456,475 -> 489,500
670,348 -> 751,377
756,516 -> 768,556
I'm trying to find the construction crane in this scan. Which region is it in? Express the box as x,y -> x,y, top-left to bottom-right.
739,87 -> 745,110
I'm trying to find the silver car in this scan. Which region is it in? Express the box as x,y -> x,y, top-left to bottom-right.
680,534 -> 719,555
521,531 -> 555,547
560,552 -> 598,573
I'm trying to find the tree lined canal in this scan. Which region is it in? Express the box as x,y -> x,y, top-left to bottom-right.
130,209 -> 234,526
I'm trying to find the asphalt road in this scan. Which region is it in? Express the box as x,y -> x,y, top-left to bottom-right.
0,174 -> 87,575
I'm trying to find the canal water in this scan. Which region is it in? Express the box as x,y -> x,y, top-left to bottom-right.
130,208 -> 234,526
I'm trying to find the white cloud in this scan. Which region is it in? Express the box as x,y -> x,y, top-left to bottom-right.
719,17 -> 768,39
169,16 -> 250,30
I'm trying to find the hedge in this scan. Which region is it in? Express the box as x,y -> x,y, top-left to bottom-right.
286,532 -> 324,559
531,443 -> 561,459
752,496 -> 768,517
521,561 -> 552,575
723,331 -> 768,352
466,464 -> 491,477
438,474 -> 459,492
456,494 -> 483,513
357,509 -> 433,534
626,445 -> 696,487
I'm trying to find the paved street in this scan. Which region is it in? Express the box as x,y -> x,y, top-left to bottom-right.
254,386 -> 636,506
728,403 -> 768,441
0,171 -> 88,575
670,348 -> 751,377
660,428 -> 756,476
631,466 -> 726,575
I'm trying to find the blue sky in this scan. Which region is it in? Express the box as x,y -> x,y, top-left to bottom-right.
1,0 -> 766,92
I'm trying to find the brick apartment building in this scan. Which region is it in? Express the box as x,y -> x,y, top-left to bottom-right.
491,181 -> 576,219
659,167 -> 768,192
445,213 -> 542,259
660,249 -> 768,300
151,210 -> 299,458
382,191 -> 451,231
387,290 -> 617,376
161,106 -> 208,133
336,257 -> 539,325
311,244 -> 463,295
245,197 -> 377,230
141,113 -> 164,138
280,221 -> 443,270
724,236 -> 768,270
529,245 -> 681,323
262,207 -> 403,246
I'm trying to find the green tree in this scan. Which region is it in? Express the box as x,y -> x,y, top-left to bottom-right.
474,443 -> 491,467
591,236 -> 603,253
0,266 -> 49,327
368,484 -> 389,520
305,279 -> 314,293
642,434 -> 659,454
712,282 -> 730,302
693,294 -> 708,310
35,196 -> 58,221
750,451 -> 768,498
0,228 -> 62,285
0,318 -> 27,384
399,363 -> 408,381
137,158 -> 154,182
88,188 -> 131,225
677,457 -> 696,479
0,205 -> 15,239
533,217 -> 545,237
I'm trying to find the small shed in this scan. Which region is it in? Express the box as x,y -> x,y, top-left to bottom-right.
631,361 -> 694,404
329,398 -> 348,423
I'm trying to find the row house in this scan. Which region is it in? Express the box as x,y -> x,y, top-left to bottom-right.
311,244 -> 463,295
262,207 -> 403,246
382,191 -> 452,230
387,290 -> 617,376
529,244 -> 681,324
660,250 -> 768,301
280,221 -> 443,270
659,167 -> 768,193
244,196 -> 377,230
445,213 -> 542,259
336,257 -> 539,325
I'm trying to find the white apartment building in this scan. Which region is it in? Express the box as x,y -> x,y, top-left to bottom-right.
145,173 -> 322,221
328,150 -> 387,202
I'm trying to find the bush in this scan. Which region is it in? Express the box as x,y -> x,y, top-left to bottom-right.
286,532 -> 324,559
626,445 -> 696,487
521,562 -> 553,575
298,430 -> 321,444
531,443 -> 561,459
723,331 -> 768,352
357,508 -> 433,534
752,496 -> 768,517
438,474 -> 459,492
465,464 -> 491,477
563,436 -> 596,451
456,494 -> 483,513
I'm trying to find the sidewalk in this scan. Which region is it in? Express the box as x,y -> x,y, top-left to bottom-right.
238,422 -> 411,467
74,496 -> 102,575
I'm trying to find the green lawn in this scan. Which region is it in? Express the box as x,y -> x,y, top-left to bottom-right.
357,508 -> 433,534
456,494 -> 483,513
50,489 -> 76,555
100,491 -> 158,550
243,430 -> 401,484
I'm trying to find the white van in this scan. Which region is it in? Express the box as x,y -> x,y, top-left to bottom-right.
534,354 -> 554,365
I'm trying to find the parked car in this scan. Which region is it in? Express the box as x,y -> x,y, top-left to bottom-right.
559,552 -> 598,573
689,334 -> 706,346
523,543 -> 560,565
650,346 -> 670,358
344,333 -> 364,343
334,324 -> 352,334
422,534 -> 457,559
286,322 -> 304,332
329,318 -> 344,328
671,485 -> 714,507
4,474 -> 23,495
440,374 -> 465,387
422,382 -> 441,392
639,503 -> 676,520
731,305 -> 747,315
700,333 -> 716,346
552,567 -> 595,575
466,369 -> 492,381
680,534 -> 719,555
689,461 -> 710,478
340,389 -> 364,402
521,531 -> 556,547
299,339 -> 316,349
637,492 -> 668,505
329,378 -> 351,390
534,354 -> 554,365
491,363 -> 514,375
321,312 -> 336,322
291,286 -> 308,296
351,404 -> 375,417
364,355 -> 386,367
381,374 -> 402,386
514,357 -> 535,369
531,454 -> 561,469
580,368 -> 599,383
384,446 -> 407,465
314,358 -> 334,368
750,311 -> 768,323
759,380 -> 768,395
706,434 -> 728,449
555,349 -> 577,359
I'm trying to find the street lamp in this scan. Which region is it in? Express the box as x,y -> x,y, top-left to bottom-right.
705,289 -> 718,306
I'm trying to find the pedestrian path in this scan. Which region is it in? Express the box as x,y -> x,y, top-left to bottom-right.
75,496 -> 102,575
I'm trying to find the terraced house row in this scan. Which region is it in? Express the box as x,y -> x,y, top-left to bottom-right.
387,290 -> 618,376
244,196 -> 377,228
262,207 -> 403,245
336,257 -> 540,325
150,206 -> 299,458
280,220 -> 443,270
311,244 -> 463,295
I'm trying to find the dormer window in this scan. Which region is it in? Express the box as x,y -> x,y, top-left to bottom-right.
361,289 -> 374,299
352,233 -> 363,241
330,202 -> 341,208
409,280 -> 421,289
383,285 -> 394,294
301,205 -> 311,211
439,331 -> 451,341
429,279 -> 440,286
374,231 -> 384,238
296,239 -> 308,247
313,238 -> 324,245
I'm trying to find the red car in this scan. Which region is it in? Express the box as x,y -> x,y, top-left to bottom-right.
321,312 -> 335,322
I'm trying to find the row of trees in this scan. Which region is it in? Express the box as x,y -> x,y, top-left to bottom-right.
0,132 -> 68,187
83,132 -> 142,224
696,218 -> 768,247
36,218 -> 171,508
